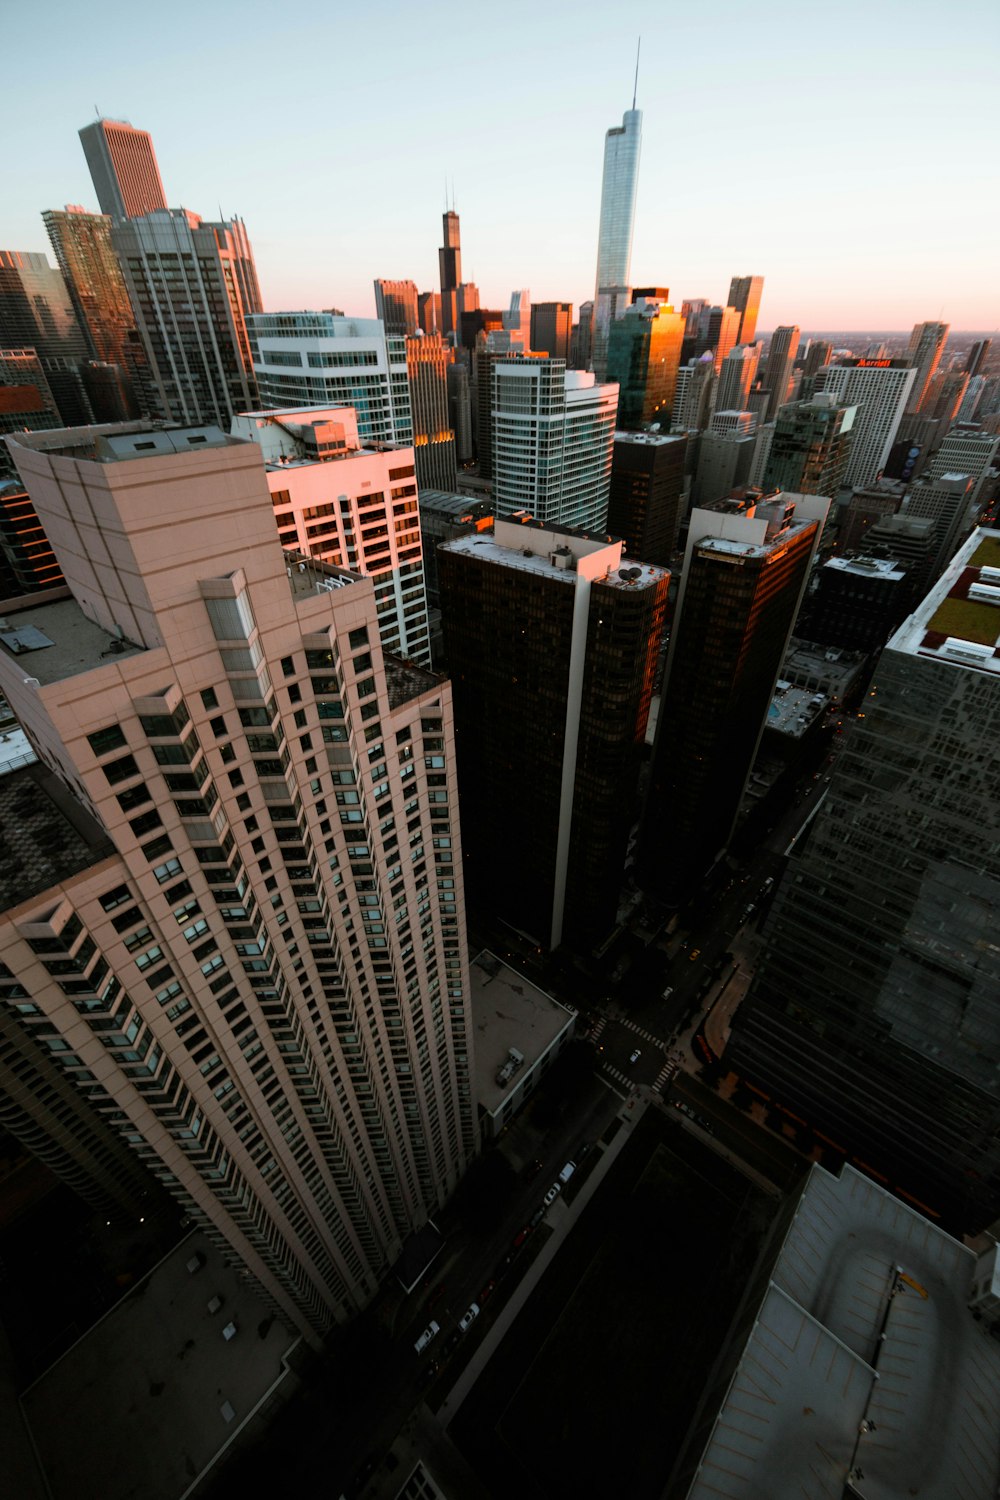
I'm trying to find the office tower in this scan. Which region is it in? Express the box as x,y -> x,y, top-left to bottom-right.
43,206 -> 151,419
642,494 -> 826,899
447,361 -> 473,463
763,393 -> 856,497
570,301 -> 594,371
503,289 -> 531,347
715,343 -> 761,415
606,298 -> 685,430
956,375 -> 986,425
926,429 -> 1000,506
373,279 -> 419,338
747,422 -> 775,489
417,292 -> 440,336
802,555 -> 911,653
439,517 -> 667,949
680,298 -> 709,363
903,472 -> 978,576
693,414 -> 758,503
530,303 -> 572,362
906,320 -> 949,412
813,359 -> 917,487
78,117 -> 168,221
727,527 -> 1000,1230
670,357 -> 714,433
801,339 -> 833,389
1,420 -> 476,1345
417,491 -> 493,610
965,338 -> 991,378
492,358 -> 618,530
0,251 -> 94,427
607,431 -> 687,563
472,329 -> 527,480
727,275 -> 764,344
704,306 -> 741,375
113,210 -> 261,427
919,368 -> 968,424
0,480 -> 64,594
838,481 -> 905,551
438,211 -> 461,340
0,349 -> 62,478
249,312 -> 412,447
592,105 -> 642,381
231,406 -> 431,666
762,325 -> 801,419
404,333 -> 458,491
858,512 -> 937,600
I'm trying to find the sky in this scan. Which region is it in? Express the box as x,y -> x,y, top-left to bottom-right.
4,0 -> 999,332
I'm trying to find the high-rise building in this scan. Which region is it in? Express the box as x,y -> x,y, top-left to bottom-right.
492,358 -> 618,531
230,406 -> 431,666
405,333 -> 458,492
918,369 -> 967,425
503,289 -> 531,347
727,527 -> 1000,1230
670,357 -> 714,433
438,211 -> 461,340
747,422 -> 776,490
715,343 -> 761,414
113,210 -> 262,427
591,105 -> 642,381
78,117 -> 168,221
606,298 -> 685,430
693,416 -> 758,503
249,312 -> 412,447
0,349 -> 62,478
373,279 -> 419,338
906,320 -> 949,413
43,205 -> 152,419
727,275 -> 764,345
705,306 -> 742,375
965,338 -> 992,378
439,517 -> 667,949
0,479 -> 65,594
857,512 -> 937,600
641,494 -> 827,898
417,292 -> 440,336
813,359 -> 917,487
1,419 -> 477,1344
762,325 -> 801,419
447,360 -> 473,464
926,429 -> 1000,506
570,301 -> 594,371
801,554 -> 911,654
472,329 -> 527,480
902,471 -> 978,577
531,302 -> 573,362
763,393 -> 856,497
0,250 -> 94,427
956,375 -> 987,425
607,431 -> 687,564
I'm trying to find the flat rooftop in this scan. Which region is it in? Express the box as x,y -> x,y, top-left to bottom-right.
0,763 -> 112,912
613,431 -> 686,448
766,681 -> 828,738
470,950 -> 575,1117
442,532 -> 668,592
384,656 -> 443,709
0,596 -> 146,684
685,1163 -> 1000,1500
283,550 -> 362,601
694,517 -> 816,563
21,1229 -> 300,1500
783,636 -> 869,697
10,422 -> 241,464
824,554 -> 906,580
891,529 -> 1000,674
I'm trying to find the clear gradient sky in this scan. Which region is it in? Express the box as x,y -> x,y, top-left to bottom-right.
5,0 -> 998,331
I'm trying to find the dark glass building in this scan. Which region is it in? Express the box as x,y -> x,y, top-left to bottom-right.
530,302 -> 573,362
607,431 -> 687,564
605,298 -> 685,430
763,394 -> 856,498
0,250 -> 93,426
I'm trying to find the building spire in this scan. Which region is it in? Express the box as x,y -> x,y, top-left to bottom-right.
633,36 -> 641,109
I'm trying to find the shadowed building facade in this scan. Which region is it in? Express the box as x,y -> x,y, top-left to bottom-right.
607,431 -> 687,564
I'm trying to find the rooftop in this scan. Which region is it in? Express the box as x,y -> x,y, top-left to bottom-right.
384,656 -> 443,709
613,430 -> 686,449
283,550 -> 362,602
470,951 -> 576,1118
21,1229 -> 300,1500
892,528 -> 1000,673
685,1163 -> 1000,1500
0,596 -> 145,685
0,764 -> 112,913
766,681 -> 828,738
824,555 -> 906,581
443,529 -> 667,591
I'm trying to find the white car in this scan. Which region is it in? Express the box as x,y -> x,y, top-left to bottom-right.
629,1048 -> 642,1064
544,1182 -> 561,1207
459,1302 -> 480,1332
414,1320 -> 440,1354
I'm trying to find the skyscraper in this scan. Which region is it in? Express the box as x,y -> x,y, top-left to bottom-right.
78,117 -> 168,220
902,472 -> 978,577
813,359 -> 917,487
0,349 -> 62,478
606,298 -> 685,430
439,211 -> 461,340
405,332 -> 458,491
591,105 -> 642,381
492,358 -> 618,531
472,330 -> 527,481
965,338 -> 992,378
439,517 -> 667,949
1,419 -> 476,1344
727,527 -> 1000,1230
43,205 -> 151,418
531,302 -> 573,362
727,275 -> 764,345
670,357 -> 715,433
761,325 -> 801,419
373,279 -> 419,338
113,210 -> 262,427
0,250 -> 94,427
642,494 -> 827,898
906,320 -> 949,413
607,431 -> 687,564
705,305 -> 742,375
249,312 -> 412,447
763,393 -> 856,497
715,343 -> 761,414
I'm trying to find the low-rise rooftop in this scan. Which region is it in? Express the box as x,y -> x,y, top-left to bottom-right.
0,764 -> 112,913
470,951 -> 576,1119
824,555 -> 906,581
0,596 -> 145,684
765,681 -> 828,738
384,656 -> 443,709
892,528 -> 1000,673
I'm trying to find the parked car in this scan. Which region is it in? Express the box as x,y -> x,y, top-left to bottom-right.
459,1302 -> 480,1332
629,1047 -> 642,1064
543,1182 -> 561,1207
662,985 -> 674,999
558,1160 -> 577,1184
512,1226 -> 532,1248
414,1321 -> 440,1355
479,1279 -> 496,1304
530,1207 -> 545,1228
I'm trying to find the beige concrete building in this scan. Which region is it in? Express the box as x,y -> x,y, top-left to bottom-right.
0,421 -> 476,1346
231,407 -> 431,666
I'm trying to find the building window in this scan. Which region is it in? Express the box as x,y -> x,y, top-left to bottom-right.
87,725 -> 127,757
201,687 -> 219,710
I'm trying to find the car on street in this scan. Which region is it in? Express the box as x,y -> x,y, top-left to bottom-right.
543,1182 -> 561,1207
479,1279 -> 496,1303
414,1321 -> 440,1355
662,985 -> 674,999
629,1048 -> 642,1064
459,1302 -> 480,1332
512,1226 -> 531,1248
529,1206 -> 545,1228
688,948 -> 701,962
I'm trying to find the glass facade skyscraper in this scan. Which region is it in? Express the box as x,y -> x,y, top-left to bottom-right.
591,108 -> 642,382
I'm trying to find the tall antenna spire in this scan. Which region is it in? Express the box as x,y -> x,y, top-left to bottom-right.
633,36 -> 641,109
